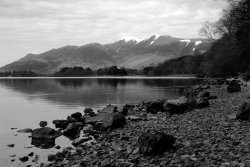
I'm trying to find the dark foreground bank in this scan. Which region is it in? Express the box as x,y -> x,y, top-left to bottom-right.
12,78 -> 250,167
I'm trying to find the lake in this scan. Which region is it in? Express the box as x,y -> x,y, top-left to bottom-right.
0,77 -> 200,167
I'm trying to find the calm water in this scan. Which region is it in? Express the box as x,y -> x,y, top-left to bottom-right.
0,78 -> 200,167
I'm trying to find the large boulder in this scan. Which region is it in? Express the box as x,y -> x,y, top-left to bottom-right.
163,97 -> 196,114
145,100 -> 165,114
52,120 -> 69,130
138,131 -> 176,156
70,112 -> 83,121
102,113 -> 126,129
31,127 -> 62,149
85,105 -> 117,125
32,127 -> 62,140
227,80 -> 241,93
236,102 -> 250,120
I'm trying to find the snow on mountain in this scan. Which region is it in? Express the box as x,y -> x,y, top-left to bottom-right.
180,39 -> 191,46
120,36 -> 144,43
0,35 -> 210,74
195,41 -> 202,45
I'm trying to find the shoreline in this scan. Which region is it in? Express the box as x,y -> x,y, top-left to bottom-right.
10,78 -> 250,167
0,75 -> 197,79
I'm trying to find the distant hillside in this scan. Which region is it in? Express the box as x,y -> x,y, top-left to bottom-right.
0,35 -> 210,74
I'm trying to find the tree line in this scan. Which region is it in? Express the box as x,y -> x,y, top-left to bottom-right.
151,0 -> 250,77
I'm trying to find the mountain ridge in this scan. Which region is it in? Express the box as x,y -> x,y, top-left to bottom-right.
0,35 -> 210,74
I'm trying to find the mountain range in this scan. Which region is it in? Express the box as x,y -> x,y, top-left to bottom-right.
0,35 -> 210,74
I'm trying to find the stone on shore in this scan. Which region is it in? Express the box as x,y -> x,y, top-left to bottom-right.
82,124 -> 94,134
102,112 -> 126,129
85,105 -> 118,125
63,122 -> 84,139
70,112 -> 83,121
84,108 -> 96,117
145,100 -> 164,114
138,131 -> 176,155
163,96 -> 195,114
236,102 -> 250,120
227,80 -> 241,93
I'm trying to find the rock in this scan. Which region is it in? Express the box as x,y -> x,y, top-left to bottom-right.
71,112 -> 83,121
138,131 -> 176,155
196,98 -> 210,108
19,156 -> 29,162
236,102 -> 250,120
48,154 -> 56,162
118,106 -> 129,116
52,120 -> 69,130
127,115 -> 142,121
54,145 -> 61,149
227,80 -> 241,93
145,100 -> 164,114
39,121 -> 47,127
102,112 -> 126,129
17,128 -> 32,133
82,124 -> 94,134
197,91 -> 210,98
28,152 -> 34,156
164,97 -> 196,114
72,137 -> 92,147
101,158 -> 112,167
7,144 -> 14,147
85,105 -> 117,125
84,108 -> 96,117
31,127 -> 62,149
63,122 -> 84,138
32,127 -> 62,140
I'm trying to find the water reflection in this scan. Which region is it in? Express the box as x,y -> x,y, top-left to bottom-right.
0,78 -> 200,108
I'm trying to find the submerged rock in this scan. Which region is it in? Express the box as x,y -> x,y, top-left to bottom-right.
31,127 -> 62,149
39,121 -> 48,128
17,128 -> 32,133
7,144 -> 14,148
138,131 -> 176,156
236,102 -> 250,120
85,105 -> 118,125
19,156 -> 29,162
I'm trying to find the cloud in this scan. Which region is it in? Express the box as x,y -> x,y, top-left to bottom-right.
0,0 -> 227,66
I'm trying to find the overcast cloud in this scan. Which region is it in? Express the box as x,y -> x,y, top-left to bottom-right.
0,0 -> 227,66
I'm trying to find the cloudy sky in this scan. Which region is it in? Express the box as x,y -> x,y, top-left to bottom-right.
0,0 -> 227,67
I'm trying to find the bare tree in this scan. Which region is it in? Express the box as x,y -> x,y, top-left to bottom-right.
199,21 -> 221,42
